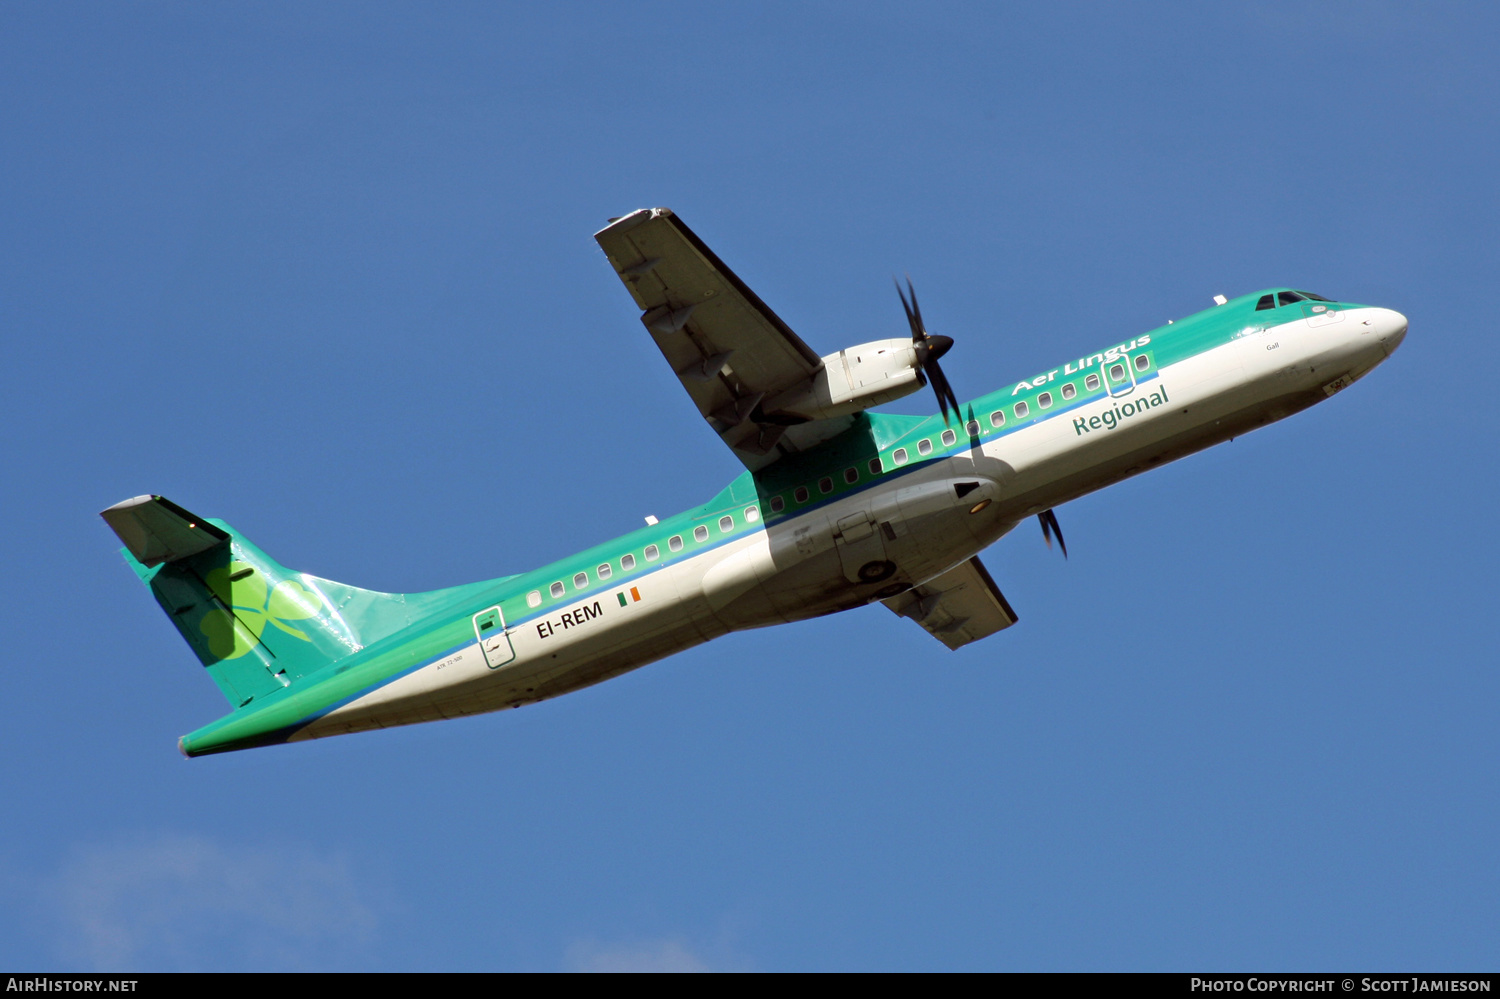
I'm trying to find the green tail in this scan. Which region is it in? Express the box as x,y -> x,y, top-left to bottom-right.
103,495 -> 486,710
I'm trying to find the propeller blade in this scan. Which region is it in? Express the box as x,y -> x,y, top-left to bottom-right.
895,277 -> 961,424
895,278 -> 924,342
927,358 -> 960,424
1038,509 -> 1068,558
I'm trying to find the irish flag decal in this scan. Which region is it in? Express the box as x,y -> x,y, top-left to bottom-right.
616,587 -> 641,607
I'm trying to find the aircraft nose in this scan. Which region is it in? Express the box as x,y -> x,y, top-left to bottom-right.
1379,309 -> 1408,355
1361,307 -> 1407,356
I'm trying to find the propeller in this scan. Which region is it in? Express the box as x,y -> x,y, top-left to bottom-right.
893,279 -> 1070,560
1037,508 -> 1068,559
895,277 -> 961,424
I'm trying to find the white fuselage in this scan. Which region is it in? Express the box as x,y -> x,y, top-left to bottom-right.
291,307 -> 1406,743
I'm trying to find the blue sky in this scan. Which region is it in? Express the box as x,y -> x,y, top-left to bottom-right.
2,2 -> 1496,971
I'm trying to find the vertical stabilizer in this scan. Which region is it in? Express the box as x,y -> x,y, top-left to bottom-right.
102,495 -> 482,711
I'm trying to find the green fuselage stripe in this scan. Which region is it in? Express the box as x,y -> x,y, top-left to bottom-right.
182,291 -> 1335,754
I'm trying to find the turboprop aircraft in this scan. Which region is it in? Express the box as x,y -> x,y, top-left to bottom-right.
102,208 -> 1408,756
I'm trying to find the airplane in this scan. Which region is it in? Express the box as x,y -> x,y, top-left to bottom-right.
101,208 -> 1408,757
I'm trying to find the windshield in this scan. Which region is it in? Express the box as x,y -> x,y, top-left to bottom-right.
1257,290 -> 1337,311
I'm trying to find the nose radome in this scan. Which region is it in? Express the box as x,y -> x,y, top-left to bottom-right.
1380,309 -> 1408,355
1360,307 -> 1407,355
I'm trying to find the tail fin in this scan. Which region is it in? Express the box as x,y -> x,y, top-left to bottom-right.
102,495 -> 469,710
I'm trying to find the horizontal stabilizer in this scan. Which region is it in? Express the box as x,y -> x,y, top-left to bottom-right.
883,556 -> 1018,650
100,495 -> 229,567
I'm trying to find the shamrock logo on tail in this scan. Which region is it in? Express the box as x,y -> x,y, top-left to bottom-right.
199,560 -> 325,660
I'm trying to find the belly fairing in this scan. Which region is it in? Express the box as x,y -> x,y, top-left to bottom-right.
698,470 -> 1007,631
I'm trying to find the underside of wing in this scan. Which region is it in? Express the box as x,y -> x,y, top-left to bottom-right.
595,208 -> 864,469
882,556 -> 1019,650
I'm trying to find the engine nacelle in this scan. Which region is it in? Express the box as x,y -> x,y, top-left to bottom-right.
765,338 -> 923,421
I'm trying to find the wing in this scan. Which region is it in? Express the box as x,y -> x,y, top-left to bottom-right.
882,556 -> 1019,650
594,208 -> 851,469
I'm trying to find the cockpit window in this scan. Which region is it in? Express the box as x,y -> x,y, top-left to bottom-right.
1277,291 -> 1307,307
1256,294 -> 1275,311
1296,291 -> 1333,302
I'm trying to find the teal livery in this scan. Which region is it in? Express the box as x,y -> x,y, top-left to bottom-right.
102,209 -> 1407,756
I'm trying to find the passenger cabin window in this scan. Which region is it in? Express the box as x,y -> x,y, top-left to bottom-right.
918,439 -> 933,455
1061,383 -> 1076,400
1135,354 -> 1150,372
769,495 -> 785,513
745,505 -> 760,522
550,581 -> 565,598
719,515 -> 734,532
1256,294 -> 1276,311
668,535 -> 683,552
1038,392 -> 1053,409
990,411 -> 1005,428
844,467 -> 858,484
574,572 -> 589,589
1109,363 -> 1126,382
1278,290 -> 1307,307
693,525 -> 709,543
597,563 -> 612,580
941,429 -> 957,446
868,458 -> 883,475
965,420 -> 980,437
621,553 -> 636,571
1085,373 -> 1101,391
794,486 -> 810,503
527,590 -> 542,608
893,447 -> 909,464
819,476 -> 834,493
644,544 -> 660,561
1014,401 -> 1029,419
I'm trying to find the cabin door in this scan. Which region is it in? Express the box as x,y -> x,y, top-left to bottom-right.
1106,353 -> 1140,398
473,606 -> 516,669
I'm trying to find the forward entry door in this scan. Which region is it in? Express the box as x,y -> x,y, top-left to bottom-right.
1106,354 -> 1139,399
